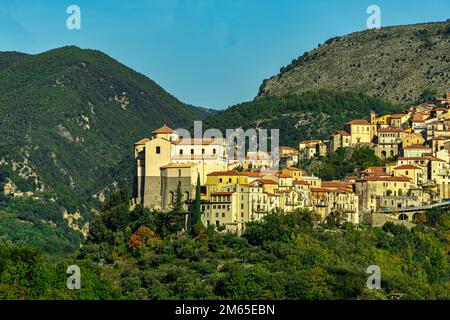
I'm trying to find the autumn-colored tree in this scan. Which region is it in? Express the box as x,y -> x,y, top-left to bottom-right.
128,226 -> 161,250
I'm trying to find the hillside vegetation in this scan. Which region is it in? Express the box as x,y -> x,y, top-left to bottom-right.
0,191 -> 448,299
203,90 -> 400,147
259,21 -> 450,104
0,46 -> 211,210
0,46 -> 210,254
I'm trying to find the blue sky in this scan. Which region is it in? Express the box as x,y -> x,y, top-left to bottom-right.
0,0 -> 449,109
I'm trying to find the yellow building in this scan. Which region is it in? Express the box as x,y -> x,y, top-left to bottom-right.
344,119 -> 373,144
391,165 -> 424,186
197,175 -> 281,233
401,133 -> 425,149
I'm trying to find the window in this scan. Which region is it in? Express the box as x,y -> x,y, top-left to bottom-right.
222,212 -> 225,218
156,146 -> 161,154
228,178 -> 232,183
215,213 -> 219,218
191,149 -> 194,155
241,212 -> 244,218
219,178 -> 223,183
179,149 -> 183,155
241,204 -> 244,209
213,149 -> 216,154
202,149 -> 205,154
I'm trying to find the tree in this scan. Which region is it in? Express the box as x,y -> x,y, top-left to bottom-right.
173,183 -> 184,213
191,174 -> 205,236
128,226 -> 161,250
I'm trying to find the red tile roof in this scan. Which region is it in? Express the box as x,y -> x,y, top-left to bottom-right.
394,165 -> 420,170
335,130 -> 351,136
403,144 -> 431,150
390,114 -> 408,119
356,176 -> 412,182
152,124 -> 175,134
293,180 -> 310,185
378,127 -> 405,133
345,119 -> 370,125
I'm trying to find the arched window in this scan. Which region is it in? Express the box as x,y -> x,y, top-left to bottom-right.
169,191 -> 174,204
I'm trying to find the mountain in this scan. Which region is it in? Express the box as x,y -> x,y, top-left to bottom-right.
0,46 -> 209,213
202,90 -> 400,147
258,21 -> 450,104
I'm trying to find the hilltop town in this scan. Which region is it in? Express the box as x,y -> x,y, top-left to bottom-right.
133,92 -> 450,232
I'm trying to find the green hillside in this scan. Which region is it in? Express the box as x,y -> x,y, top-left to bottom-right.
203,90 -> 401,147
0,46 -> 210,253
0,46 -> 210,207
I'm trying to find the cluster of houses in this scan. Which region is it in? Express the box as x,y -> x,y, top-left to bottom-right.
133,93 -> 450,233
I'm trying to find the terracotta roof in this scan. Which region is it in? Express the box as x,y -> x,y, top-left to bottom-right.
277,189 -> 293,193
390,114 -> 408,119
403,144 -> 431,150
293,180 -> 310,185
394,165 -> 420,170
378,127 -> 405,133
356,176 -> 411,182
286,167 -> 301,171
345,119 -> 370,125
321,181 -> 353,188
135,138 -> 150,145
152,124 -> 175,134
430,157 -> 446,162
277,173 -> 291,178
398,157 -> 430,161
241,172 -> 263,177
335,130 -> 351,136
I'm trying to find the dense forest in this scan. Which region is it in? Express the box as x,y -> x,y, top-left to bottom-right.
0,190 -> 448,300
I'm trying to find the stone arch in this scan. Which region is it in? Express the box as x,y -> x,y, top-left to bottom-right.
398,213 -> 408,221
381,150 -> 387,159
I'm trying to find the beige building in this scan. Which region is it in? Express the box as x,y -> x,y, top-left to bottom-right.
344,119 -> 373,145
134,124 -> 228,210
330,130 -> 351,152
